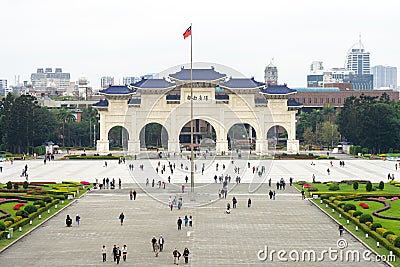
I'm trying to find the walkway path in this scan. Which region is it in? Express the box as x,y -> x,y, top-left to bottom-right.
0,183 -> 388,266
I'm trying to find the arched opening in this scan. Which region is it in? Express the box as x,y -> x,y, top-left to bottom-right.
108,126 -> 129,151
267,125 -> 288,150
139,123 -> 168,150
227,123 -> 256,150
179,119 -> 216,151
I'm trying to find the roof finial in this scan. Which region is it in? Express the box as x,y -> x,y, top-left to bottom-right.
358,32 -> 363,49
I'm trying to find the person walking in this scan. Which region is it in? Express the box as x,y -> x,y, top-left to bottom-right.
152,236 -> 157,251
133,189 -> 137,200
339,224 -> 344,236
154,241 -> 160,257
122,245 -> 128,262
119,212 -> 125,225
116,246 -> 121,264
173,248 -> 181,265
75,214 -> 80,227
112,244 -> 118,262
159,235 -> 165,252
177,217 -> 183,230
101,245 -> 107,262
184,215 -> 189,227
183,247 -> 190,264
129,190 -> 133,200
232,197 -> 237,208
248,198 -> 252,208
66,215 -> 72,227
189,216 -> 193,227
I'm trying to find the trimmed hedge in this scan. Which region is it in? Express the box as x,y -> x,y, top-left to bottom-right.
16,210 -> 29,218
383,231 -> 395,238
24,205 -> 38,214
371,223 -> 382,231
353,211 -> 363,217
0,222 -> 6,231
344,204 -> 357,212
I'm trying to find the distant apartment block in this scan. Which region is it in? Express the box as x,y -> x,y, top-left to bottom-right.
101,76 -> 114,88
31,68 -> 70,92
123,76 -> 141,85
372,65 -> 397,89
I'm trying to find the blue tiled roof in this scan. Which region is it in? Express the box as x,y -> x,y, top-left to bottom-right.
131,78 -> 175,89
287,98 -> 302,107
93,99 -> 109,107
220,78 -> 264,89
166,94 -> 181,100
294,87 -> 340,92
100,85 -> 135,95
169,67 -> 226,81
260,84 -> 297,95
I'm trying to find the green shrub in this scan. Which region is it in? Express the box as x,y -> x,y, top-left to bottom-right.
353,181 -> 359,190
24,205 -> 38,214
53,195 -> 66,200
376,228 -> 387,236
4,217 -> 14,223
394,237 -> 400,248
0,222 -> 5,231
320,195 -> 330,200
297,181 -> 307,185
383,231 -> 395,238
43,197 -> 52,203
23,181 -> 29,189
338,203 -> 345,209
329,184 -> 340,191
344,204 -> 357,212
359,214 -> 373,224
6,181 -> 12,189
378,181 -> 384,190
353,211 -> 363,217
33,200 -> 45,207
308,187 -> 319,192
13,183 -> 19,189
386,234 -> 398,245
371,223 -> 382,231
366,181 -> 372,192
16,210 -> 29,218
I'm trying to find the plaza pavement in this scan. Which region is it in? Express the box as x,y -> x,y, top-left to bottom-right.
0,156 -> 397,266
0,183 -> 389,266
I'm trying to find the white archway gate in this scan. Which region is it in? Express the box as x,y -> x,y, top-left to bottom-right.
93,67 -> 301,155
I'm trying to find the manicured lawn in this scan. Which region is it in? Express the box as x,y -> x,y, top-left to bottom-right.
0,201 -> 34,217
297,182 -> 400,194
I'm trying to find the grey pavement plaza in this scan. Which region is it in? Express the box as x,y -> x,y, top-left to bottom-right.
0,156 -> 397,266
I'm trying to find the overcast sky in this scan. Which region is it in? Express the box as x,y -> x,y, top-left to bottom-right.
1,0 -> 399,88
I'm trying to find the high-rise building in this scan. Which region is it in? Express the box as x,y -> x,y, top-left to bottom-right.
372,65 -> 397,89
31,68 -> 70,92
344,38 -> 373,89
0,79 -> 7,96
123,76 -> 141,85
101,76 -> 114,88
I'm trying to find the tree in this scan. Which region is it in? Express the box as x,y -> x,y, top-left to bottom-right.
366,181 -> 373,192
353,181 -> 359,190
378,181 -> 384,190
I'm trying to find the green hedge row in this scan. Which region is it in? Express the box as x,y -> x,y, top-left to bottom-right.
323,199 -> 400,257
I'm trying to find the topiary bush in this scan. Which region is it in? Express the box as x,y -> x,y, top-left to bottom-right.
344,204 -> 357,212
353,181 -> 359,190
24,205 -> 38,214
6,181 -> 12,190
338,203 -> 345,209
23,181 -> 29,189
378,181 -> 384,190
329,184 -> 340,191
43,197 -> 52,203
0,222 -> 5,231
386,234 -> 398,245
33,200 -> 45,207
353,211 -> 363,217
383,231 -> 395,238
4,217 -> 14,223
376,228 -> 387,236
359,214 -> 373,224
395,236 -> 400,248
366,181 -> 372,192
371,223 -> 382,231
16,210 -> 29,218
13,183 -> 19,189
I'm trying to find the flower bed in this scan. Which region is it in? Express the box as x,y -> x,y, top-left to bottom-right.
359,202 -> 369,209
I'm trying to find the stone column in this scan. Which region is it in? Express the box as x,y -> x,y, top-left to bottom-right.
128,140 -> 140,155
216,139 -> 229,155
256,139 -> 268,155
96,140 -> 110,154
168,140 -> 180,153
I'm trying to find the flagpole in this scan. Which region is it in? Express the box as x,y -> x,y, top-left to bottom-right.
190,23 -> 194,193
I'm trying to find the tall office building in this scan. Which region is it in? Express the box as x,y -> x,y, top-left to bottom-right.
344,38 -> 373,90
31,68 -> 70,91
0,79 -> 7,95
372,65 -> 397,89
123,76 -> 141,85
264,62 -> 278,86
101,76 -> 114,88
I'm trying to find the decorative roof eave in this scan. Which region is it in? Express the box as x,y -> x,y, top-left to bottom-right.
220,85 -> 264,90
132,85 -> 176,91
170,77 -> 226,83
260,92 -> 297,99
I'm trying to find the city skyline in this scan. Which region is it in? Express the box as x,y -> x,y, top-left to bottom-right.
1,0 -> 399,89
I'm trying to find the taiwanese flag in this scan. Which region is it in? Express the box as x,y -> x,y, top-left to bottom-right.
183,26 -> 191,39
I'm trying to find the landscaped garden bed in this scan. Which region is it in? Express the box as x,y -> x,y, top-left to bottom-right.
0,181 -> 91,248
295,180 -> 400,265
